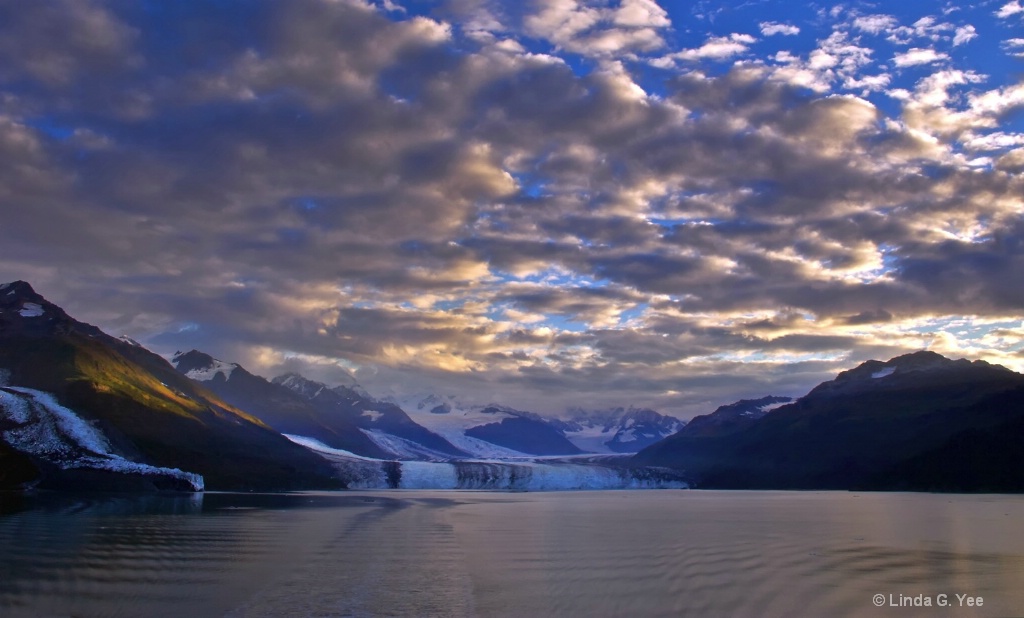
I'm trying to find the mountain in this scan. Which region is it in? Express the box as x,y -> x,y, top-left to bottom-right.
634,352 -> 1024,491
171,352 -> 467,460
387,394 -> 587,457
270,373 -> 468,459
672,396 -> 791,438
464,407 -> 585,456
388,395 -> 683,457
0,281 -> 339,491
562,407 -> 686,453
383,394 -> 553,458
171,350 -> 392,459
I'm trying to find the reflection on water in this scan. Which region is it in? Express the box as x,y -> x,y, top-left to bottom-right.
0,490 -> 1022,617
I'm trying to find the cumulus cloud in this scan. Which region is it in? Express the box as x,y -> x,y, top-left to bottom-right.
1004,37 -> 1024,57
760,22 -> 800,36
893,47 -> 949,67
852,14 -> 898,34
953,24 -> 977,46
995,1 -> 1024,19
522,0 -> 671,57
666,33 -> 756,64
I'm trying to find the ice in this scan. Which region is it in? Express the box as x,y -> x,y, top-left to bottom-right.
0,386 -> 203,491
872,367 -> 896,379
284,434 -> 380,461
186,359 -> 237,381
387,395 -> 535,458
562,424 -> 618,455
398,460 -> 688,490
362,429 -> 460,461
398,461 -> 459,489
19,302 -> 44,317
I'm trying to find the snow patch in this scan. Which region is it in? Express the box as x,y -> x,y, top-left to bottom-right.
284,434 -> 380,461
185,359 -> 237,381
758,400 -> 791,413
615,429 -> 638,443
19,302 -> 44,317
0,386 -> 203,491
872,366 -> 897,379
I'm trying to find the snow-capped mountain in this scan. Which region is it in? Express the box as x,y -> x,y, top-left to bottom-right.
275,370 -> 369,400
386,394 -> 586,458
562,407 -> 686,453
171,351 -> 467,461
271,372 -> 468,459
0,385 -> 203,491
0,281 -> 336,492
172,349 -> 239,382
635,352 -> 1024,491
675,396 -> 792,438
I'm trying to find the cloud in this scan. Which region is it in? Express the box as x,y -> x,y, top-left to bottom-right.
759,22 -> 800,36
995,1 -> 1024,19
852,14 -> 898,34
892,47 -> 949,67
1004,37 -> 1024,58
521,0 -> 671,57
953,24 -> 977,46
669,33 -> 756,63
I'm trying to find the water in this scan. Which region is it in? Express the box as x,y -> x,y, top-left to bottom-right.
0,490 -> 1022,617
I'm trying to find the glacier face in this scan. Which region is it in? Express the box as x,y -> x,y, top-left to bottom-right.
287,434 -> 687,490
398,460 -> 688,490
0,386 -> 204,491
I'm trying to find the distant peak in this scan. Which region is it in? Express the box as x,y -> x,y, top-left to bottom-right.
172,350 -> 238,382
172,349 -> 215,365
272,373 -> 328,399
0,280 -> 105,338
118,335 -> 144,348
0,280 -> 37,296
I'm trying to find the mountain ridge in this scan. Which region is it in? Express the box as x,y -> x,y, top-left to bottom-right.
633,352 -> 1024,491
0,282 -> 340,491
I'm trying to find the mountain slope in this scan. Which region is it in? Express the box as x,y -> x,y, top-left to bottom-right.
272,373 -> 468,459
634,352 -> 1024,491
672,396 -> 791,438
0,281 -> 339,491
171,354 -> 467,460
464,408 -> 584,456
171,351 -> 392,459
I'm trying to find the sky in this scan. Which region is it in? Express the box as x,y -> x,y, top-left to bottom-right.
1,0 -> 1023,418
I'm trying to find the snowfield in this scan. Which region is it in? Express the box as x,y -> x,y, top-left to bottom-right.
18,302 -> 44,317
0,386 -> 204,491
185,359 -> 237,381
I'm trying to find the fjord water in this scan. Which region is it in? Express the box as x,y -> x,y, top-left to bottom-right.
1,491 -> 1022,617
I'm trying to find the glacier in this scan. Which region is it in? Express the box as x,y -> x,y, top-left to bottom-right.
0,386 -> 204,491
287,433 -> 687,490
